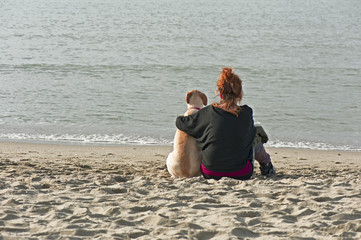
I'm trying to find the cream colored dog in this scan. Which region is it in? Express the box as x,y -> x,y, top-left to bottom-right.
166,90 -> 207,178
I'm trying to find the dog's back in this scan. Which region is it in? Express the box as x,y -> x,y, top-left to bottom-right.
167,109 -> 202,177
166,90 -> 207,178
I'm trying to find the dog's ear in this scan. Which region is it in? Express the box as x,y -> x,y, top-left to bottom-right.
200,92 -> 208,106
186,91 -> 194,104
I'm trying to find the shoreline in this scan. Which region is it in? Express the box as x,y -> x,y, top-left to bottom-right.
1,139 -> 361,152
1,141 -> 360,239
1,135 -> 360,152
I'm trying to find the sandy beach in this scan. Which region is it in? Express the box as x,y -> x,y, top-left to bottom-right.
0,141 -> 360,239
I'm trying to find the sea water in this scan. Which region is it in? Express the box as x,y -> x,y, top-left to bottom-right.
1,0 -> 360,151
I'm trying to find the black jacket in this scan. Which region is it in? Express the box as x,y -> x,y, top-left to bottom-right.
176,105 -> 256,172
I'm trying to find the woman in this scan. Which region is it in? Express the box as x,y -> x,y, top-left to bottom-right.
176,68 -> 276,180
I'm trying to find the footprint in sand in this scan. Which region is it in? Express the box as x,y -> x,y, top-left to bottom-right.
143,214 -> 173,226
175,222 -> 203,230
192,230 -> 218,240
231,227 -> 259,238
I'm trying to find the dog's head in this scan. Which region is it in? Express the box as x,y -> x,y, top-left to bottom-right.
186,90 -> 208,108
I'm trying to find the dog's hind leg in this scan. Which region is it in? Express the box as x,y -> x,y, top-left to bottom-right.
166,151 -> 177,177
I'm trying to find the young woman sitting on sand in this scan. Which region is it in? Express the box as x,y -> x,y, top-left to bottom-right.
176,68 -> 276,180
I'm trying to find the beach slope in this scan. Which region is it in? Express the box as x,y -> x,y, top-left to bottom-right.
0,142 -> 360,239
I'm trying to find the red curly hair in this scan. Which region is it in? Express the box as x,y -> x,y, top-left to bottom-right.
212,68 -> 243,116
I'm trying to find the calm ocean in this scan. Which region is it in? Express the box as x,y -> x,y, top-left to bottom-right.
1,0 -> 360,151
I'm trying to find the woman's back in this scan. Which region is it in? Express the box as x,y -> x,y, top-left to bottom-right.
176,105 -> 256,172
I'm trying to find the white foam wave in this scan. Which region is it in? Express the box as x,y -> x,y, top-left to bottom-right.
267,140 -> 361,152
0,133 -> 360,151
0,133 -> 172,146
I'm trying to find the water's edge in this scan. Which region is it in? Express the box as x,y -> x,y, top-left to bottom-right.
1,135 -> 359,152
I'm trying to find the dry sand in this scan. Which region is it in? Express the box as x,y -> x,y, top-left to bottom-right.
0,141 -> 360,239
